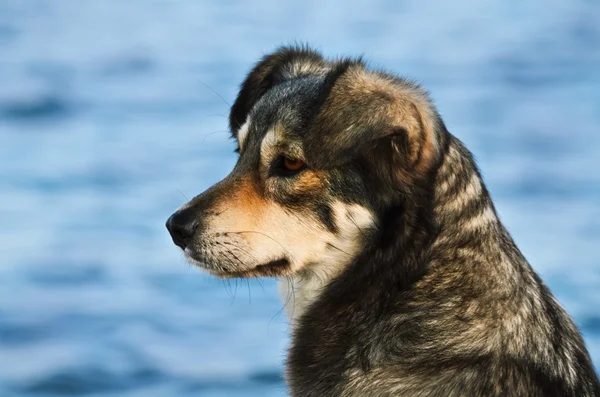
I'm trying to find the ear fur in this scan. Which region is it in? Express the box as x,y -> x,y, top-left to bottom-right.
229,45 -> 327,134
304,62 -> 442,177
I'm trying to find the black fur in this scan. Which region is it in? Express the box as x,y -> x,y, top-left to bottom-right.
229,45 -> 326,133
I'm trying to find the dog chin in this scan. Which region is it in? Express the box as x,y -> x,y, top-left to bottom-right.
182,249 -> 223,274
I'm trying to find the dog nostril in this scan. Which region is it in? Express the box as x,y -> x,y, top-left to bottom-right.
166,210 -> 199,250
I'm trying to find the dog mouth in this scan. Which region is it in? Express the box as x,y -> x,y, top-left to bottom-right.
220,258 -> 292,278
184,249 -> 291,278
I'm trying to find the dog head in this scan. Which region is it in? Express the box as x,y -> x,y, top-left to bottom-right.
166,46 -> 443,279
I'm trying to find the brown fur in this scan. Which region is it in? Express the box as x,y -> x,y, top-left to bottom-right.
305,63 -> 441,180
167,46 -> 600,397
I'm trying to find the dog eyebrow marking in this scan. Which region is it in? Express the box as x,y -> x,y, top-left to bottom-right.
237,117 -> 252,151
260,125 -> 306,170
260,128 -> 279,166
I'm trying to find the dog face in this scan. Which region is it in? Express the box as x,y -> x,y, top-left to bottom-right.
166,46 -> 442,279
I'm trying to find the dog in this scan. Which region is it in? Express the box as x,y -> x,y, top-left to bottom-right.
166,45 -> 600,396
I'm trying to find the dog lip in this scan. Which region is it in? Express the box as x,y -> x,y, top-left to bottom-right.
217,258 -> 292,278
254,258 -> 290,272
183,246 -> 291,278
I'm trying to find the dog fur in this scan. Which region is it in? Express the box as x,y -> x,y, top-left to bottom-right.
166,45 -> 600,396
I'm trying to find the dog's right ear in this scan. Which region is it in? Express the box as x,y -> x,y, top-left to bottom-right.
229,45 -> 326,135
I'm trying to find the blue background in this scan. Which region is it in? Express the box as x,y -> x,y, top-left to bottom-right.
1,1 -> 599,396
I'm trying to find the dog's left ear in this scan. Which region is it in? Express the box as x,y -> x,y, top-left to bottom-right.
305,62 -> 442,177
229,45 -> 327,134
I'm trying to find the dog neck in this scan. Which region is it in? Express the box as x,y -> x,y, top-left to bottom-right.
278,268 -> 334,326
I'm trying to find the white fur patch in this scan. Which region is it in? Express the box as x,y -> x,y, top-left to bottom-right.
259,128 -> 280,168
279,202 -> 375,325
237,117 -> 251,151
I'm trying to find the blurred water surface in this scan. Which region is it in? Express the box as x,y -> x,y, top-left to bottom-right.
1,1 -> 599,396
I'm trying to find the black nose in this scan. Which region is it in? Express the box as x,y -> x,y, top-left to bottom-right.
166,208 -> 199,249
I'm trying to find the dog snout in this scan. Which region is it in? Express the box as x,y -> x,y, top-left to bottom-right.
166,207 -> 199,249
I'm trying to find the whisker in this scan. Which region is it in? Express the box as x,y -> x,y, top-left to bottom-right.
287,275 -> 296,332
201,129 -> 230,145
222,246 -> 245,270
220,241 -> 257,265
198,113 -> 228,124
229,230 -> 292,257
348,212 -> 367,239
246,279 -> 251,303
231,278 -> 238,305
270,275 -> 294,328
215,208 -> 230,216
327,243 -> 352,257
176,189 -> 189,201
198,80 -> 231,108
222,279 -> 233,298
256,278 -> 266,293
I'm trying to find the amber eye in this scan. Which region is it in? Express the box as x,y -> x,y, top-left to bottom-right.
283,157 -> 306,171
270,155 -> 307,177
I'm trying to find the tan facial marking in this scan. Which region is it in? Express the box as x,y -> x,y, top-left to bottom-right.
293,169 -> 325,192
199,174 -> 369,281
211,175 -> 267,230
